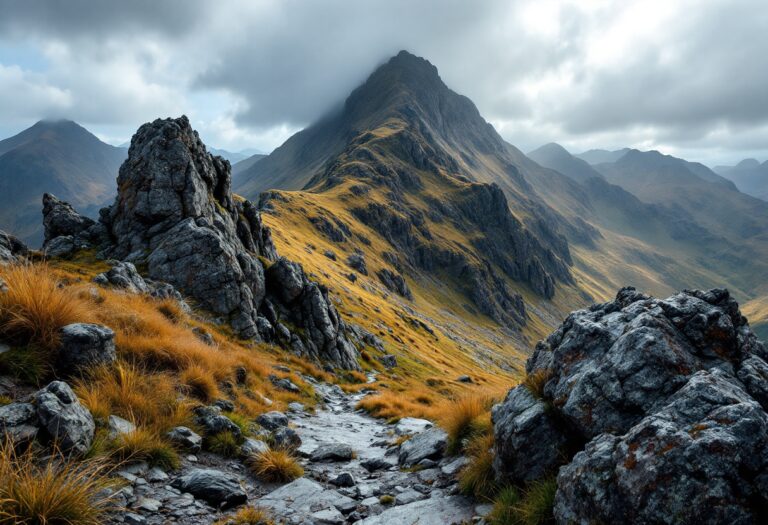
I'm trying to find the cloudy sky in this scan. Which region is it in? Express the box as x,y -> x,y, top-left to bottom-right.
0,0 -> 765,165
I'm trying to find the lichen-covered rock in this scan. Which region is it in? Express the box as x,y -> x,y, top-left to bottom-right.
57,323 -> 116,375
34,381 -> 95,455
555,369 -> 768,524
491,386 -> 573,484
493,287 -> 768,524
94,261 -> 150,293
399,428 -> 447,466
376,268 -> 413,300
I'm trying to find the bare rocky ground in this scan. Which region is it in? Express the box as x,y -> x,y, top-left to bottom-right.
108,377 -> 487,525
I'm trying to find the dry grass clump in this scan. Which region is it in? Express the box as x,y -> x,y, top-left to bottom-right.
356,391 -> 436,420
0,264 -> 90,353
248,448 -> 304,483
522,369 -> 552,399
180,363 -> 220,402
488,478 -> 557,525
215,506 -> 274,525
76,363 -> 190,434
109,428 -> 181,470
0,439 -> 116,525
459,432 -> 497,498
205,431 -> 242,458
436,394 -> 494,454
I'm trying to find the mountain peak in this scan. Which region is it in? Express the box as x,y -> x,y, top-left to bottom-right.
737,158 -> 761,169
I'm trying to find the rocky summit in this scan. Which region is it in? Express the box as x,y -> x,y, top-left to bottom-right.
41,116 -> 361,369
492,286 -> 768,524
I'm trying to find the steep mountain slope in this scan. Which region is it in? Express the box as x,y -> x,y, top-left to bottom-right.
237,51 -> 768,362
233,153 -> 266,175
0,120 -> 125,245
714,158 -> 768,201
528,143 -> 603,183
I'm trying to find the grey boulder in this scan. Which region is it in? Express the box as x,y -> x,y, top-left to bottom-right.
171,468 -> 247,509
34,381 -> 95,455
398,428 -> 447,466
0,402 -> 39,443
256,411 -> 288,431
166,426 -> 203,452
310,443 -> 354,462
57,323 -> 116,375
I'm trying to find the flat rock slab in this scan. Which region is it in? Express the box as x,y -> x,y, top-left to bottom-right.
258,477 -> 354,519
394,417 -> 433,436
354,495 -> 476,525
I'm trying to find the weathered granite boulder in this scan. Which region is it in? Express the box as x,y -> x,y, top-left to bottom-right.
493,287 -> 768,524
34,381 -> 95,455
193,406 -> 242,439
555,369 -> 768,524
171,468 -> 247,509
107,414 -> 136,439
57,323 -> 116,375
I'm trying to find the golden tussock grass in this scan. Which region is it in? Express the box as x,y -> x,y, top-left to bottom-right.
108,428 -> 181,470
248,448 -> 304,483
76,363 -> 190,434
0,439 -> 116,525
179,363 -> 220,402
522,369 -> 552,399
459,432 -> 497,499
0,264 -> 91,351
435,394 -> 495,454
215,506 -> 274,525
356,390 -> 437,420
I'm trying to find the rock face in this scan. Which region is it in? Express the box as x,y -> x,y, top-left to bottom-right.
492,287 -> 768,524
86,116 -> 360,369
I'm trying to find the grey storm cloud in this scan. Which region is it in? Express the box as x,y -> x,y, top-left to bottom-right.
0,0 -> 767,161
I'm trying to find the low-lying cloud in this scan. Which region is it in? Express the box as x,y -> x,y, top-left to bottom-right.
0,0 -> 766,164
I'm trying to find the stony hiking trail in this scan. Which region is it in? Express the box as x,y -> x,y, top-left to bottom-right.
109,377 -> 485,525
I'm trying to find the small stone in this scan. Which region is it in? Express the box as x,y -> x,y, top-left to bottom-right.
166,426 -> 203,452
331,472 -> 355,487
378,354 -> 397,368
360,458 -> 392,472
457,375 -> 472,383
146,467 -> 170,482
256,411 -> 288,431
108,414 -> 136,439
171,468 -> 247,509
288,402 -> 305,413
273,427 -> 302,450
135,497 -> 161,512
240,438 -> 269,457
123,512 -> 147,525
310,443 -> 354,462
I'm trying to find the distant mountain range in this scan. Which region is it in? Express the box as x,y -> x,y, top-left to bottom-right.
3,51 -> 768,344
714,158 -> 768,201
0,120 -> 126,245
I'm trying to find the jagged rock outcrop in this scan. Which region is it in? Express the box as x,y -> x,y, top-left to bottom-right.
0,230 -> 27,263
0,381 -> 96,454
376,268 -> 413,300
42,193 -> 107,257
36,116 -> 360,369
492,287 -> 768,524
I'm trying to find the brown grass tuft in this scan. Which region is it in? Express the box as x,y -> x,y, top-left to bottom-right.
76,363 -> 190,434
436,394 -> 494,454
109,428 -> 181,470
248,448 -> 304,483
180,363 -> 219,402
356,391 -> 436,420
522,369 -> 552,399
459,432 -> 497,498
215,506 -> 274,525
0,439 -> 116,525
0,264 -> 90,351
